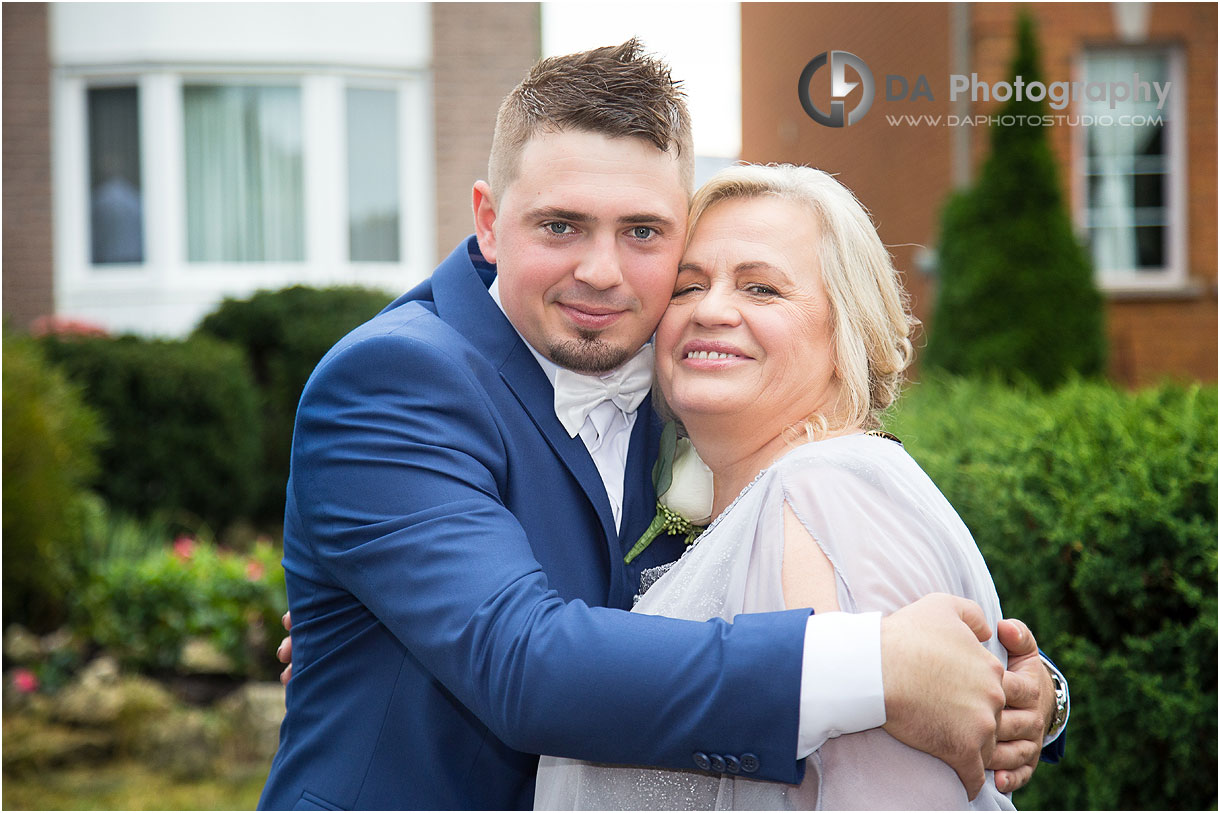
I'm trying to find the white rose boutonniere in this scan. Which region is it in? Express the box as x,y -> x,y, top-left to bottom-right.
623,422 -> 713,564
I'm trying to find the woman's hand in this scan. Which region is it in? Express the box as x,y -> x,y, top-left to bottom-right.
277,611 -> 293,685
988,618 -> 1055,793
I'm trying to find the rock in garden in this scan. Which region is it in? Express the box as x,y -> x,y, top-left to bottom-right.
179,637 -> 237,675
50,656 -> 174,733
2,717 -> 114,773
50,656 -> 123,726
217,681 -> 285,759
137,708 -> 218,779
3,624 -> 42,664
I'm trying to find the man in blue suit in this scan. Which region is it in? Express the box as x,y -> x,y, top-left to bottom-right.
260,40 -> 1065,810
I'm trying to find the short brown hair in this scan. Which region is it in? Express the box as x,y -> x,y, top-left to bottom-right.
488,38 -> 694,199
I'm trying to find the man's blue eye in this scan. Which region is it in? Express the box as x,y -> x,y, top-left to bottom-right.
547,223 -> 570,235
631,226 -> 655,240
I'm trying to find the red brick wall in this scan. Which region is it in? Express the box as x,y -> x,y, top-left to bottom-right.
742,2 -> 1217,386
2,3 -> 55,329
741,3 -> 955,345
432,4 -> 541,260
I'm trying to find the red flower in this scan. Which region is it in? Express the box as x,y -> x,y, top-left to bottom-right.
12,669 -> 39,694
245,560 -> 265,581
30,315 -> 109,338
172,536 -> 196,560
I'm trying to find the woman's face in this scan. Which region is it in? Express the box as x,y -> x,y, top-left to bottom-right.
656,195 -> 842,434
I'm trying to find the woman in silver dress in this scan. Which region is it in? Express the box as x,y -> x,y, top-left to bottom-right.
535,164 -> 1013,810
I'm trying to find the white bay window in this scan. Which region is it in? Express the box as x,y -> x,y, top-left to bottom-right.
51,4 -> 434,337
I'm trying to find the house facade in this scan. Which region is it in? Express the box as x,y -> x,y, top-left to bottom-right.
3,2 -> 540,336
742,2 -> 1216,386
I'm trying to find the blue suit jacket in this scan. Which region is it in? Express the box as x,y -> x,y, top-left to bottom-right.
259,238 -> 811,810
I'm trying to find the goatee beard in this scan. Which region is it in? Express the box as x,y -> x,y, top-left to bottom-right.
547,333 -> 632,374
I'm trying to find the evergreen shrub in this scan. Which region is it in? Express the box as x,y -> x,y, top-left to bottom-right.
195,285 -> 393,522
885,375 -> 1217,809
924,13 -> 1106,387
40,333 -> 261,531
2,332 -> 107,630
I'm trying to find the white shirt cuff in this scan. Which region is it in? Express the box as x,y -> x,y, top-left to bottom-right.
796,611 -> 885,758
1041,654 -> 1071,746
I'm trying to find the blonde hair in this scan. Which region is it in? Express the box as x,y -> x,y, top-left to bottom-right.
488,39 -> 694,200
685,164 -> 918,436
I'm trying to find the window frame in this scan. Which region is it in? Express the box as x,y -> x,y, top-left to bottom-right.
52,64 -> 434,336
1071,44 -> 1189,295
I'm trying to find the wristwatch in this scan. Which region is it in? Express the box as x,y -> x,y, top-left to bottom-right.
1045,663 -> 1069,738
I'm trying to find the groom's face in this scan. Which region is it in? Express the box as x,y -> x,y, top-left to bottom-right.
473,129 -> 688,374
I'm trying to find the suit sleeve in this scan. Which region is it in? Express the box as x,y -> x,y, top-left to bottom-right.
290,332 -> 811,782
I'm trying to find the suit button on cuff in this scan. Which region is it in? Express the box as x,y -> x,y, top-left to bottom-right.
740,753 -> 760,773
693,752 -> 711,771
724,755 -> 741,774
709,754 -> 727,773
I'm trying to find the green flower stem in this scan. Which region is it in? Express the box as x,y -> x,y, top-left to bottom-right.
624,502 -> 704,564
624,510 -> 667,565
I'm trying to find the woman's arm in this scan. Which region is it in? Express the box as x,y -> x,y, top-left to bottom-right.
781,502 -> 840,613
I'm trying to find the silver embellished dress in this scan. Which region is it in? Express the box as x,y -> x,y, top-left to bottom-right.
534,434 -> 1014,810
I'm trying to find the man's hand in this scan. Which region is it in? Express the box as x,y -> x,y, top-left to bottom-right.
277,612 -> 293,685
988,617 -> 1054,793
881,593 -> 1005,800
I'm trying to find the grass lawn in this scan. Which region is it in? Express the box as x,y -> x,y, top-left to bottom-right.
2,759 -> 269,810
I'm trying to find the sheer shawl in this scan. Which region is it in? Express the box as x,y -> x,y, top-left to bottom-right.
534,434 -> 1014,810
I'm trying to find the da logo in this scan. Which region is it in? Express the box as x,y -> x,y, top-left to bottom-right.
797,50 -> 875,127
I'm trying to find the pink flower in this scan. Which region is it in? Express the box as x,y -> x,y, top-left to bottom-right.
12,669 -> 39,694
245,560 -> 265,581
30,315 -> 109,338
172,536 -> 196,560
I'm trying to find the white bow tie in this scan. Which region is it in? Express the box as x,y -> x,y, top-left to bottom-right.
553,345 -> 655,437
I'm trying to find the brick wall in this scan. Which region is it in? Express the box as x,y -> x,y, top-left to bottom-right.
431,4 -> 541,260
741,2 -> 956,373
2,3 -> 55,329
742,2 -> 1217,386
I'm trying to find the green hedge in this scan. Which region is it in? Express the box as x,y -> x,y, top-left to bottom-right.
76,538 -> 287,679
195,285 -> 393,523
885,375 -> 1217,810
40,334 -> 261,531
2,332 -> 107,631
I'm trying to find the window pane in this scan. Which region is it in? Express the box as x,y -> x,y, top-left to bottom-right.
1132,172 -> 1164,210
347,88 -> 400,262
1081,50 -> 1172,275
184,85 -> 304,262
88,87 -> 144,264
1135,226 -> 1165,268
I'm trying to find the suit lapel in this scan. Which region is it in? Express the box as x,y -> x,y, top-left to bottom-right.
429,238 -> 620,546
497,343 -> 619,544
619,397 -> 658,548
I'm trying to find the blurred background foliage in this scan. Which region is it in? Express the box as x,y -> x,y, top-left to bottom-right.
39,333 -> 262,532
886,375 -> 1217,810
195,285 -> 395,524
2,287 -> 390,808
3,335 -> 107,630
